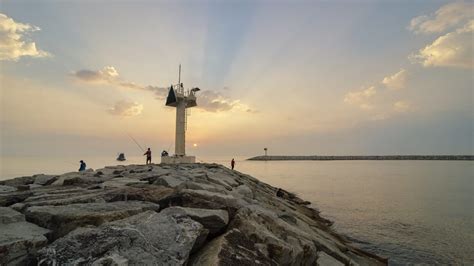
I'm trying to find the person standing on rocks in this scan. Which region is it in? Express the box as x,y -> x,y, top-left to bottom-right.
78,160 -> 86,171
231,158 -> 235,170
144,148 -> 152,165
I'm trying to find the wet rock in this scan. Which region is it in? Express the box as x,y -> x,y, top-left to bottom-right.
37,210 -> 208,265
25,201 -> 160,239
161,206 -> 229,234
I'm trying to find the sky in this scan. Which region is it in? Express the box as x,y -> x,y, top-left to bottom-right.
0,0 -> 473,158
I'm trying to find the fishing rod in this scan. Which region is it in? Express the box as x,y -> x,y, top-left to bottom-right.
127,133 -> 145,152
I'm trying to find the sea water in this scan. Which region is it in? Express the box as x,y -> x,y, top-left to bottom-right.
1,156 -> 473,264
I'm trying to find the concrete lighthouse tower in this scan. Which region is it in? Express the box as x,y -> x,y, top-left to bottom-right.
161,65 -> 199,164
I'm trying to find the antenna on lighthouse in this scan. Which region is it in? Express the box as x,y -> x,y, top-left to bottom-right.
178,64 -> 181,85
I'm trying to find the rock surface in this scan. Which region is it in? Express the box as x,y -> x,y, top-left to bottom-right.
25,201 -> 160,239
0,163 -> 387,265
0,207 -> 50,265
37,210 -> 208,265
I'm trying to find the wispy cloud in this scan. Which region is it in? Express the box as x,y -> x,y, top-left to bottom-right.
410,20 -> 473,68
408,1 -> 473,34
108,100 -> 143,117
0,13 -> 50,61
382,69 -> 408,90
73,66 -> 255,113
344,86 -> 376,110
393,100 -> 412,113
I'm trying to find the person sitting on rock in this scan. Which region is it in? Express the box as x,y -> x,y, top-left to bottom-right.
161,150 -> 169,157
144,148 -> 152,164
276,188 -> 284,198
78,160 -> 86,171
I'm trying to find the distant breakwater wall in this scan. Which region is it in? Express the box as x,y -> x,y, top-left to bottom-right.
248,155 -> 474,161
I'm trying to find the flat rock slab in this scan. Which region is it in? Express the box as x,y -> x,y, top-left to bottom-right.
161,206 -> 229,234
0,190 -> 34,206
25,201 -> 160,239
0,221 -> 50,265
0,185 -> 17,193
37,210 -> 208,265
102,177 -> 148,188
0,207 -> 25,224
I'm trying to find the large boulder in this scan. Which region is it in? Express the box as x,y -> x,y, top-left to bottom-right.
161,206 -> 229,235
25,201 -> 160,239
37,210 -> 208,265
0,208 -> 50,265
190,228 -> 276,265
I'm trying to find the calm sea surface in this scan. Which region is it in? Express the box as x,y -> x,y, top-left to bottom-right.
1,156 -> 473,264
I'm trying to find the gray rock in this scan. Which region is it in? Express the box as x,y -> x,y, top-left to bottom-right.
232,184 -> 254,199
25,201 -> 160,239
28,184 -> 44,190
190,228 -> 276,265
0,175 -> 35,187
91,253 -> 129,265
102,177 -> 148,188
0,221 -> 50,265
177,189 -> 242,217
0,207 -> 25,224
33,175 -> 58,186
37,210 -> 208,265
153,175 -> 185,187
0,190 -> 34,206
161,206 -> 229,234
317,251 -> 345,266
0,185 -> 17,193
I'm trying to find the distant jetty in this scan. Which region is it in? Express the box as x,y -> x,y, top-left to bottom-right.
248,155 -> 474,161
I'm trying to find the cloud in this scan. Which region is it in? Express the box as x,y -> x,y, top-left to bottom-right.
410,20 -> 473,68
73,66 -> 255,113
393,101 -> 412,113
108,100 -> 143,116
408,1 -> 473,34
382,69 -> 408,90
196,90 -> 252,112
0,13 -> 50,61
73,66 -> 121,84
344,86 -> 376,110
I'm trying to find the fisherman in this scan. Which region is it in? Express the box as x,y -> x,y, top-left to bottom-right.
231,158 -> 235,170
144,148 -> 152,165
78,160 -> 86,171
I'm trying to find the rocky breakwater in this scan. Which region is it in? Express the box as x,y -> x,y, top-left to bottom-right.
0,164 -> 387,265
